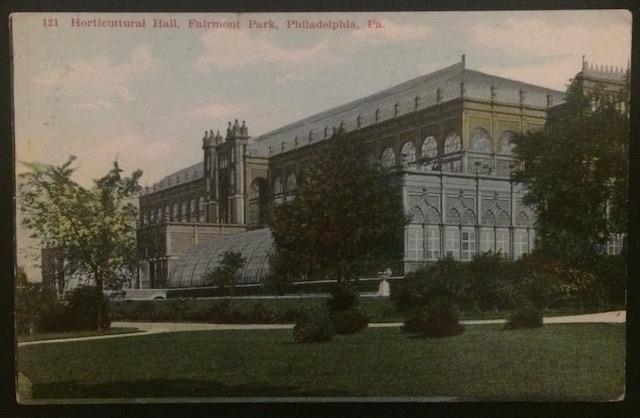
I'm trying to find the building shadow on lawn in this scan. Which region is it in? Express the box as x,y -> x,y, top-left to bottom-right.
32,378 -> 349,399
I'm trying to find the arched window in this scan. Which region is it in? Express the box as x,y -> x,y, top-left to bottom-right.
190,199 -> 196,222
273,177 -> 284,204
444,132 -> 462,154
157,208 -> 162,223
381,147 -> 395,168
172,203 -> 178,221
181,201 -> 187,222
400,142 -> 416,166
470,128 -> 492,153
164,206 -> 170,222
366,150 -> 377,166
421,136 -> 438,158
500,131 -> 515,155
198,197 -> 205,222
286,173 -> 297,202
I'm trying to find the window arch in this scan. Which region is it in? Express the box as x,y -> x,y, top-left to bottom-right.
444,132 -> 461,154
421,136 -> 438,158
286,173 -> 297,202
273,177 -> 284,204
500,131 -> 515,155
181,201 -> 187,222
197,197 -> 205,222
400,142 -> 416,165
381,147 -> 396,168
470,128 -> 492,153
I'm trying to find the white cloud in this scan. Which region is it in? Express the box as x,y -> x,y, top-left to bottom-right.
195,31 -> 330,72
469,18 -> 630,67
33,45 -> 155,107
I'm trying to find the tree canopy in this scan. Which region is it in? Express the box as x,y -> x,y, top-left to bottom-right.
512,76 -> 629,263
19,156 -> 142,328
268,128 -> 409,283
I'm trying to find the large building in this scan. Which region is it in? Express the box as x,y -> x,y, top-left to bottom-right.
135,57 -> 626,289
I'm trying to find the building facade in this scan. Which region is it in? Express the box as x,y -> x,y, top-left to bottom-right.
135,57 -> 626,289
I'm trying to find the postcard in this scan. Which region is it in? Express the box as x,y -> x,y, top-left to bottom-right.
12,10 -> 630,403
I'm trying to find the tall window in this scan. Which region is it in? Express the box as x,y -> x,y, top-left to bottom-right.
422,136 -> 438,159
164,206 -> 170,222
190,199 -> 196,222
407,224 -> 424,261
400,142 -> 416,166
607,233 -> 624,255
381,147 -> 395,168
273,177 -> 284,204
181,202 -> 187,222
529,230 -> 536,252
444,132 -> 461,154
157,208 -> 162,223
469,128 -> 492,153
445,227 -> 460,260
514,229 -> 528,259
172,203 -> 178,221
461,228 -> 476,261
286,173 -> 297,202
198,197 -> 205,222
500,131 -> 515,155
426,225 -> 440,260
496,229 -> 510,258
480,228 -> 494,253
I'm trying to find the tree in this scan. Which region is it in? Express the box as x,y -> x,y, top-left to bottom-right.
268,128 -> 409,283
206,251 -> 246,295
19,156 -> 142,330
512,77 -> 629,264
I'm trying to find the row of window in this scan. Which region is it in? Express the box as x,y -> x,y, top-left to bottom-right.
407,225 -> 534,262
272,173 -> 298,203
141,197 -> 206,225
376,129 -> 516,169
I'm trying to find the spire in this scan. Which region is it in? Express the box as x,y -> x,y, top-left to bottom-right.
461,54 -> 466,68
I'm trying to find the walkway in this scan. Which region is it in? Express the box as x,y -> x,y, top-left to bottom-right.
18,310 -> 625,347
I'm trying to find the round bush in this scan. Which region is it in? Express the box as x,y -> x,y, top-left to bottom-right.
329,307 -> 368,334
293,307 -> 335,343
132,301 -> 156,321
326,283 -> 359,311
505,305 -> 543,329
403,297 -> 464,338
65,286 -> 111,330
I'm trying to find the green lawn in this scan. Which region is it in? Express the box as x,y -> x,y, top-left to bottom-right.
18,323 -> 625,400
18,327 -> 140,343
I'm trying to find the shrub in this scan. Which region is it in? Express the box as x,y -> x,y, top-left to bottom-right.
293,307 -> 335,343
249,303 -> 277,323
132,300 -> 156,321
326,282 -> 359,311
35,301 -> 72,333
205,251 -> 246,295
504,305 -> 543,330
65,286 -> 111,330
206,300 -> 233,323
329,307 -> 368,334
281,308 -> 300,322
402,296 -> 464,338
15,282 -> 59,335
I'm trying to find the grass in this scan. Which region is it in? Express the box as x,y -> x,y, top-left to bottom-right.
18,323 -> 625,400
110,296 -> 623,324
18,327 -> 140,343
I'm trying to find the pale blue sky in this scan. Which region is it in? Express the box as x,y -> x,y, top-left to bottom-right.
12,11 -> 631,277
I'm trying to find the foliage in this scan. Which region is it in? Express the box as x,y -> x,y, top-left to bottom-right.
329,307 -> 369,334
326,282 -> 359,311
205,251 -> 246,295
504,305 -> 544,330
15,281 -> 60,335
65,286 -> 111,331
292,307 -> 335,343
512,78 -> 629,263
268,127 -> 409,283
402,296 -> 464,338
19,156 -> 142,329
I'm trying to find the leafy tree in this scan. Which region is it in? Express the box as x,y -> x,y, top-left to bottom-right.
206,251 -> 246,295
512,77 -> 629,263
268,128 -> 409,283
16,265 -> 29,286
19,156 -> 142,330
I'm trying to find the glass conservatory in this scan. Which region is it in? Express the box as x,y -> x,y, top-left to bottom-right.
168,228 -> 274,288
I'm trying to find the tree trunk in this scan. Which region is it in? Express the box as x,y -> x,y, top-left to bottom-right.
95,272 -> 104,331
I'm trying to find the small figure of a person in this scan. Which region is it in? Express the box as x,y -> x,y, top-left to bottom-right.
377,267 -> 391,297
